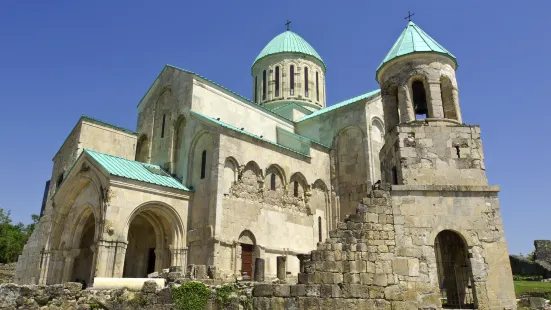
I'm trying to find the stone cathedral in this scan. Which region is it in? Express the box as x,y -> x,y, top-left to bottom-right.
15,21 -> 516,309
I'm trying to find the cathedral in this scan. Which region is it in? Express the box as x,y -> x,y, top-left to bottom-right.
15,20 -> 516,309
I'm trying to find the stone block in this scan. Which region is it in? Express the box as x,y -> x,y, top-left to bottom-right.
319,284 -> 332,297
344,273 -> 360,284
333,273 -> 343,284
298,297 -> 319,310
374,273 -> 388,286
284,297 -> 299,309
304,285 -> 320,297
290,284 -> 306,297
253,297 -> 271,310
141,280 -> 158,293
273,284 -> 291,297
391,301 -> 418,310
63,282 -> 82,296
408,259 -> 419,276
393,258 -> 409,276
270,297 -> 286,310
320,272 -> 334,284
385,285 -> 404,300
253,284 -> 273,297
369,286 -> 385,299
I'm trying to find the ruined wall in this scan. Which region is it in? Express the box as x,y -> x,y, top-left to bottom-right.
535,240 -> 551,263
380,123 -> 488,186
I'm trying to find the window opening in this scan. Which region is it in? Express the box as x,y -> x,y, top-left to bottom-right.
270,173 -> 276,190
200,150 -> 207,179
455,146 -> 461,158
293,181 -> 299,197
316,72 -> 319,101
412,80 -> 428,119
290,65 -> 295,95
304,67 -> 309,97
318,216 -> 322,242
254,76 -> 258,103
391,166 -> 398,185
161,114 -> 166,138
262,70 -> 266,100
56,173 -> 64,188
275,66 -> 280,97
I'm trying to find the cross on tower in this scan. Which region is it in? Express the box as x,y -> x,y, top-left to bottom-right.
404,11 -> 415,21
285,20 -> 291,30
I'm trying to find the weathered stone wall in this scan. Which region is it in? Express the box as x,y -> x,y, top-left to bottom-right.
0,264 -> 16,284
509,255 -> 551,278
535,240 -> 551,263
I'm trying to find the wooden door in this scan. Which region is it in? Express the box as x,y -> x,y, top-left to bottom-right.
241,244 -> 254,280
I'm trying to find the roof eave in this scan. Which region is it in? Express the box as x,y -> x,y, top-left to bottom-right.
375,51 -> 458,82
251,52 -> 327,74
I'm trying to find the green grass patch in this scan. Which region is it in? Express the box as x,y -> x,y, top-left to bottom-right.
514,280 -> 551,298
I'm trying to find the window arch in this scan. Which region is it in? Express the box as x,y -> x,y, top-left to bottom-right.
275,66 -> 280,97
289,65 -> 295,96
304,67 -> 309,97
262,70 -> 267,101
435,230 -> 476,308
318,216 -> 322,243
200,150 -> 207,179
412,80 -> 428,119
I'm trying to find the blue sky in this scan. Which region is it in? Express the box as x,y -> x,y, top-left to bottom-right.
0,0 -> 549,255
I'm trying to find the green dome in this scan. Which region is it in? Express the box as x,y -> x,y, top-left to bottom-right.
253,30 -> 325,71
377,21 -> 457,79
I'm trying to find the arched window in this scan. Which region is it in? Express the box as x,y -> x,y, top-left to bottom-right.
290,65 -> 295,95
270,173 -> 276,190
412,80 -> 428,119
200,150 -> 207,179
275,66 -> 280,97
316,72 -> 319,102
293,181 -> 299,197
435,230 -> 475,308
441,76 -> 458,120
304,67 -> 309,97
254,76 -> 258,103
318,216 -> 322,242
262,70 -> 266,100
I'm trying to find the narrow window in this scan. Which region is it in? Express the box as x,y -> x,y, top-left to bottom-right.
290,65 -> 295,96
161,114 -> 166,138
412,81 -> 428,119
391,166 -> 398,185
270,173 -> 276,190
56,173 -> 64,188
254,76 -> 258,103
200,150 -> 207,179
262,70 -> 266,101
293,181 -> 299,197
304,67 -> 309,97
275,66 -> 280,97
316,72 -> 319,102
318,216 -> 322,242
455,146 -> 461,158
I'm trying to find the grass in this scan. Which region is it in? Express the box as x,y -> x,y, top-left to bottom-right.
514,280 -> 551,297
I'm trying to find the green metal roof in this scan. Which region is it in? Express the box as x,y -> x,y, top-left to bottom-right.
191,110 -> 313,157
253,30 -> 325,71
298,89 -> 381,122
376,21 -> 457,78
84,149 -> 190,191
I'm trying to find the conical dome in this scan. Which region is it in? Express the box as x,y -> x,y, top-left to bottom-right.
253,30 -> 326,71
377,21 -> 457,78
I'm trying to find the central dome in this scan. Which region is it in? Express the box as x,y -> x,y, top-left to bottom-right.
252,30 -> 325,70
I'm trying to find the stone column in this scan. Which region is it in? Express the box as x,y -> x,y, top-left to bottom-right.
452,89 -> 462,123
276,256 -> 287,281
169,247 -> 187,271
94,240 -> 127,278
61,249 -> 80,282
398,85 -> 415,122
296,254 -> 311,273
427,80 -> 444,119
88,245 -> 97,284
254,258 -> 265,282
382,93 -> 399,133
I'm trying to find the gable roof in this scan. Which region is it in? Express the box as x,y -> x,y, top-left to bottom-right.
253,30 -> 325,71
377,21 -> 457,79
85,149 -> 190,191
297,89 -> 381,122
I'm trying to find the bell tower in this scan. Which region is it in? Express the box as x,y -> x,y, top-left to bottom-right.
376,21 -> 486,186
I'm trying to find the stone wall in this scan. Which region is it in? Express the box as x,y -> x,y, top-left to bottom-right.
0,264 -> 16,284
535,240 -> 551,263
509,255 -> 551,278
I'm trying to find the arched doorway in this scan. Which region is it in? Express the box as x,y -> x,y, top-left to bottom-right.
434,230 -> 476,309
71,214 -> 96,285
123,204 -> 186,278
238,230 -> 257,281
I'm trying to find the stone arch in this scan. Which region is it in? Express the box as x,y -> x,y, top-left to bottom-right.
370,117 -> 385,182
238,230 -> 258,281
222,157 -> 239,195
311,179 -> 331,237
333,126 -> 368,221
434,230 -> 476,308
381,83 -> 399,133
136,134 -> 150,163
265,164 -> 286,191
151,87 -> 173,163
68,205 -> 97,284
440,76 -> 459,121
172,115 -> 187,178
289,172 -> 308,199
187,131 -> 214,229
123,202 -> 186,278
187,130 -> 214,184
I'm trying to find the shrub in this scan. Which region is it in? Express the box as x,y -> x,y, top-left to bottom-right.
172,282 -> 211,310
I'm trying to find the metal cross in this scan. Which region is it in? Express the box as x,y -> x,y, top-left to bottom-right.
285,20 -> 291,30
404,11 -> 415,21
